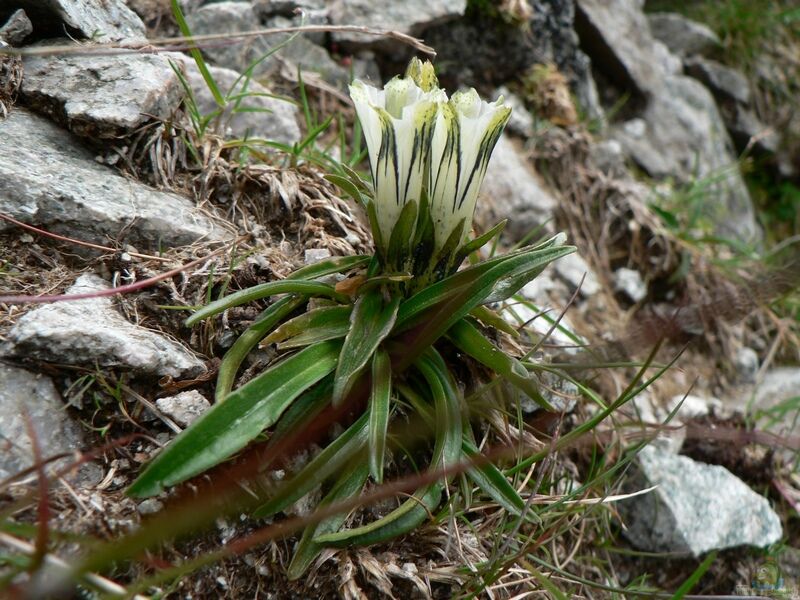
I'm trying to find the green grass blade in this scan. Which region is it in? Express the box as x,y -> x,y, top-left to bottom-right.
170,0 -> 224,106
127,341 -> 342,497
287,462 -> 370,580
448,318 -> 552,411
368,350 -> 392,483
332,290 -> 401,406
215,295 -> 305,401
670,551 -> 717,599
185,280 -> 347,327
316,349 -> 461,547
252,411 -> 370,518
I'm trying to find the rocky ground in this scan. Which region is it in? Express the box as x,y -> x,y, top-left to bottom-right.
0,0 -> 798,598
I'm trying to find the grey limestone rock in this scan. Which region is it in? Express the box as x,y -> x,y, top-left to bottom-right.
328,0 -> 466,44
684,56 -> 751,105
0,9 -> 33,45
620,444 -> 783,555
575,0 -> 760,244
3,275 -> 206,379
612,75 -> 761,244
474,134 -> 558,243
155,391 -> 211,428
0,364 -> 85,479
648,12 -> 720,58
0,109 -> 229,251
186,2 -> 348,88
12,0 -> 146,42
186,2 -> 279,77
22,45 -> 185,138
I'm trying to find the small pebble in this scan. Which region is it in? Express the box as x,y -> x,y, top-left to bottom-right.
137,498 -> 164,515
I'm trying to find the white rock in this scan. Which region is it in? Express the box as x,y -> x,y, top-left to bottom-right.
0,109 -> 230,250
552,252 -> 601,297
0,365 -> 85,479
156,391 -> 211,428
613,267 -> 647,302
22,46 -> 185,137
474,135 -> 558,243
304,248 -> 332,264
620,444 -> 783,555
3,275 -> 206,379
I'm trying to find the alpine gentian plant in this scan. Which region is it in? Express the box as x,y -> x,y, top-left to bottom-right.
128,58 -> 575,577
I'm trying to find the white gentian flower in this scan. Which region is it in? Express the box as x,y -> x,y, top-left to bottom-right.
428,88 -> 511,251
350,58 -> 510,273
349,73 -> 443,249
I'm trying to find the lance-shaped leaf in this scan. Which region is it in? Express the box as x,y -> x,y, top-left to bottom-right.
332,289 -> 401,406
215,295 -> 304,402
392,243 -> 575,369
368,349 -> 392,483
262,305 -> 353,349
396,235 -> 571,329
252,411 -> 370,518
462,434 -> 528,519
287,462 -> 370,580
127,340 -> 342,498
447,317 -> 553,411
185,255 -> 369,326
456,220 -> 507,262
315,349 -> 461,547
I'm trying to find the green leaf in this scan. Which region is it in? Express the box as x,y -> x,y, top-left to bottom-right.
457,220 -> 507,261
188,254 -> 367,330
368,350 -> 392,483
325,174 -> 364,205
186,280 -> 347,327
287,462 -> 370,580
447,318 -> 552,411
263,305 -> 353,347
392,241 -> 575,369
469,305 -> 520,337
332,290 -> 401,406
396,236 -> 571,329
462,437 -> 527,517
387,199 -> 418,269
269,377 -> 333,443
252,411 -> 369,518
315,349 -> 461,547
215,296 -> 305,402
127,341 -> 342,498
366,201 -> 385,257
288,255 -> 370,281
